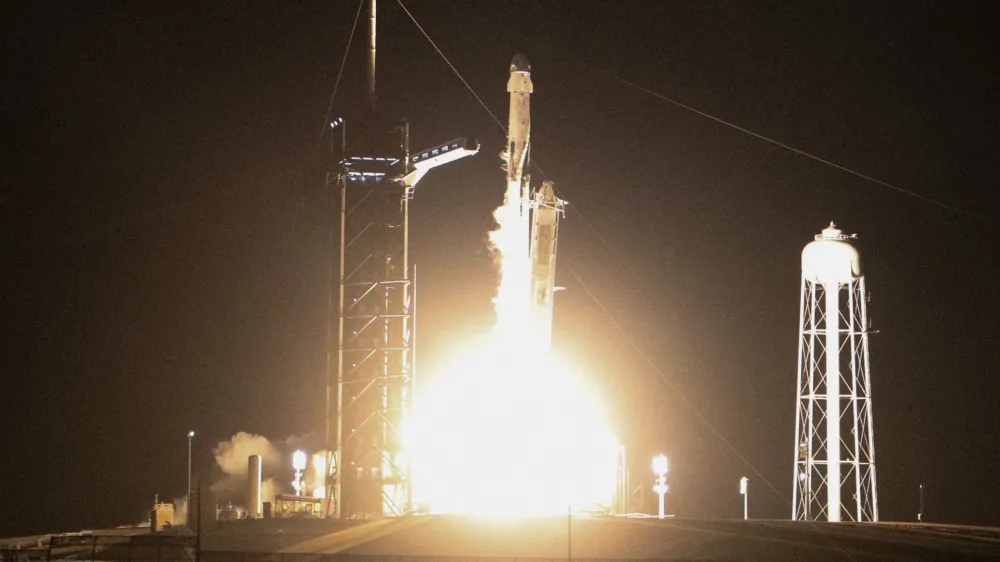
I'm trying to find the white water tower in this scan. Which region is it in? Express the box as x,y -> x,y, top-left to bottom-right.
792,223 -> 879,522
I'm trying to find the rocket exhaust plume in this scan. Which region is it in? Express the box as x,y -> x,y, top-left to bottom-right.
409,55 -> 620,516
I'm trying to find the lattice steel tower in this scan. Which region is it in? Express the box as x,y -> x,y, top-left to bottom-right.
316,0 -> 413,520
325,114 -> 412,519
792,223 -> 878,522
325,123 -> 477,519
321,3 -> 478,519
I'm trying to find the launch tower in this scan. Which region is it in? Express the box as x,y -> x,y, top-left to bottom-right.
792,223 -> 878,522
326,0 -> 477,519
327,110 -> 413,520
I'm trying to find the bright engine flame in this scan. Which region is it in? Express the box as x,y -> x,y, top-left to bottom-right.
488,178 -> 532,345
410,179 -> 620,515
411,340 -> 619,514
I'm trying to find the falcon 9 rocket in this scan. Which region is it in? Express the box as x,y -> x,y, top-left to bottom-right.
503,53 -> 565,353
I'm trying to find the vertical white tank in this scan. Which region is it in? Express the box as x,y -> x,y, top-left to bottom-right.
801,223 -> 860,285
248,454 -> 263,519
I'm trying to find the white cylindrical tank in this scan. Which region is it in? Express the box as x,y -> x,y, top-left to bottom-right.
248,454 -> 263,519
802,223 -> 860,285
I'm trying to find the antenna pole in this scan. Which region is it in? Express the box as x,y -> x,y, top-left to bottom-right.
918,484 -> 925,522
368,0 -> 377,111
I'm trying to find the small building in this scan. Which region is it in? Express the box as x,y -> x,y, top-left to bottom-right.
272,494 -> 323,519
150,501 -> 175,531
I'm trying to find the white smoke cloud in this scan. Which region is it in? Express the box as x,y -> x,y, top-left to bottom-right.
261,477 -> 277,503
214,432 -> 280,476
209,432 -> 286,507
172,496 -> 188,524
133,432 -> 303,528
305,451 -> 328,498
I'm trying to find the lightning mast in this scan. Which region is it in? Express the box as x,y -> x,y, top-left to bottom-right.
792,223 -> 879,522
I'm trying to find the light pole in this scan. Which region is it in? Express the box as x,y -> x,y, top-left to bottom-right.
292,450 -> 308,495
567,503 -> 571,562
740,477 -> 749,520
187,430 -> 195,523
652,454 -> 668,519
918,484 -> 925,522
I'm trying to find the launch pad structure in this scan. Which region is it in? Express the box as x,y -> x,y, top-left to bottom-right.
323,0 -> 641,520
322,0 -> 478,520
324,115 -> 412,520
324,123 -> 477,519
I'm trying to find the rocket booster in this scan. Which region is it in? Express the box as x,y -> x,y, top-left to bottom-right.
529,180 -> 563,350
500,53 -> 534,327
501,53 -> 565,353
507,54 -> 533,259
506,53 -> 533,196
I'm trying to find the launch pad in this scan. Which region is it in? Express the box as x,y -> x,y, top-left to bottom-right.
321,0 -> 622,520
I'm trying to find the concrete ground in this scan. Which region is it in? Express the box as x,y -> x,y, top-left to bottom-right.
11,517 -> 1000,561
267,516 -> 1000,561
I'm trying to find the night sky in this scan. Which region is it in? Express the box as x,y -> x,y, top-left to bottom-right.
6,1 -> 999,536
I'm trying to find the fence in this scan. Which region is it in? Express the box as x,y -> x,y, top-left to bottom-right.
1,535 -> 195,562
3,535 -> 694,562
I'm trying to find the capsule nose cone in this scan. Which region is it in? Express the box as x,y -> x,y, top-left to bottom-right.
510,52 -> 531,74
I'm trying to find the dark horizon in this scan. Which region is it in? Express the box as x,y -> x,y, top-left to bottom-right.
6,1 -> 999,536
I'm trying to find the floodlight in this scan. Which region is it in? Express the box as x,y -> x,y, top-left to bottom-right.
652,454 -> 668,477
292,450 -> 308,471
740,477 -> 749,520
652,454 -> 669,519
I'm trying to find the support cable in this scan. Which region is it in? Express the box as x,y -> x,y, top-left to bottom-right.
531,161 -> 642,280
566,262 -> 791,505
461,7 -> 989,223
394,0 -> 507,134
314,0 -> 365,159
594,71 -> 975,219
